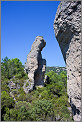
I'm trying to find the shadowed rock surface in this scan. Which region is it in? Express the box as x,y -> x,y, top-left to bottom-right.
25,36 -> 46,92
54,1 -> 81,121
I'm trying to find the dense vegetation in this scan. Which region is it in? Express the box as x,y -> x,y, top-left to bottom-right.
1,57 -> 73,121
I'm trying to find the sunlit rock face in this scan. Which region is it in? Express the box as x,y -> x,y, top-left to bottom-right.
54,1 -> 81,121
25,36 -> 46,91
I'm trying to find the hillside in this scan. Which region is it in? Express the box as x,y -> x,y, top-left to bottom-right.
1,57 -> 73,121
46,66 -> 66,74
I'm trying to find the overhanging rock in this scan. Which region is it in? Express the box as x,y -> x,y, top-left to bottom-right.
54,1 -> 81,121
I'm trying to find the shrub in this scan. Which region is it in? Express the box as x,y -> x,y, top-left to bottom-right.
4,101 -> 31,121
1,91 -> 15,120
25,82 -> 29,87
29,99 -> 55,121
23,73 -> 28,80
1,91 -> 15,109
1,84 -> 10,93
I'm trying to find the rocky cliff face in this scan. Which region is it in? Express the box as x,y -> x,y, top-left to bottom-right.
25,36 -> 46,91
54,1 -> 81,121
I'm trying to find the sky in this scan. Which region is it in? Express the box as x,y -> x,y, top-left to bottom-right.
1,1 -> 66,67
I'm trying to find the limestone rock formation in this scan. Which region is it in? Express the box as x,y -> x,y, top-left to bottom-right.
8,78 -> 20,90
25,36 -> 46,91
44,75 -> 50,84
54,1 -> 81,121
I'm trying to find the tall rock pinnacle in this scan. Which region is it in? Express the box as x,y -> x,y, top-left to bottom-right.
25,36 -> 46,91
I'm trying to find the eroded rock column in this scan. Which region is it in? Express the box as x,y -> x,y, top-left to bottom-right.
54,1 -> 81,121
25,36 -> 46,91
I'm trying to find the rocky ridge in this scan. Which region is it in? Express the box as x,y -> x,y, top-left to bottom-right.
54,1 -> 81,121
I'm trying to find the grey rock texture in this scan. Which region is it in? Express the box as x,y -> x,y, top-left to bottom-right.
23,79 -> 33,94
54,1 -> 81,121
25,36 -> 46,91
8,81 -> 16,90
44,75 -> 50,84
8,79 -> 20,90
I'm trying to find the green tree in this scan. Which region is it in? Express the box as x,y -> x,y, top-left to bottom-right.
1,57 -> 25,80
1,56 -> 10,79
1,91 -> 15,120
46,71 -> 67,97
46,71 -> 59,83
59,71 -> 67,89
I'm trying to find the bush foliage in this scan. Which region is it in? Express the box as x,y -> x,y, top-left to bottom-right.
1,57 -> 73,121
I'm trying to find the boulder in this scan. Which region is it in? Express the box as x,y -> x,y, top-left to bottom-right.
54,1 -> 81,121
